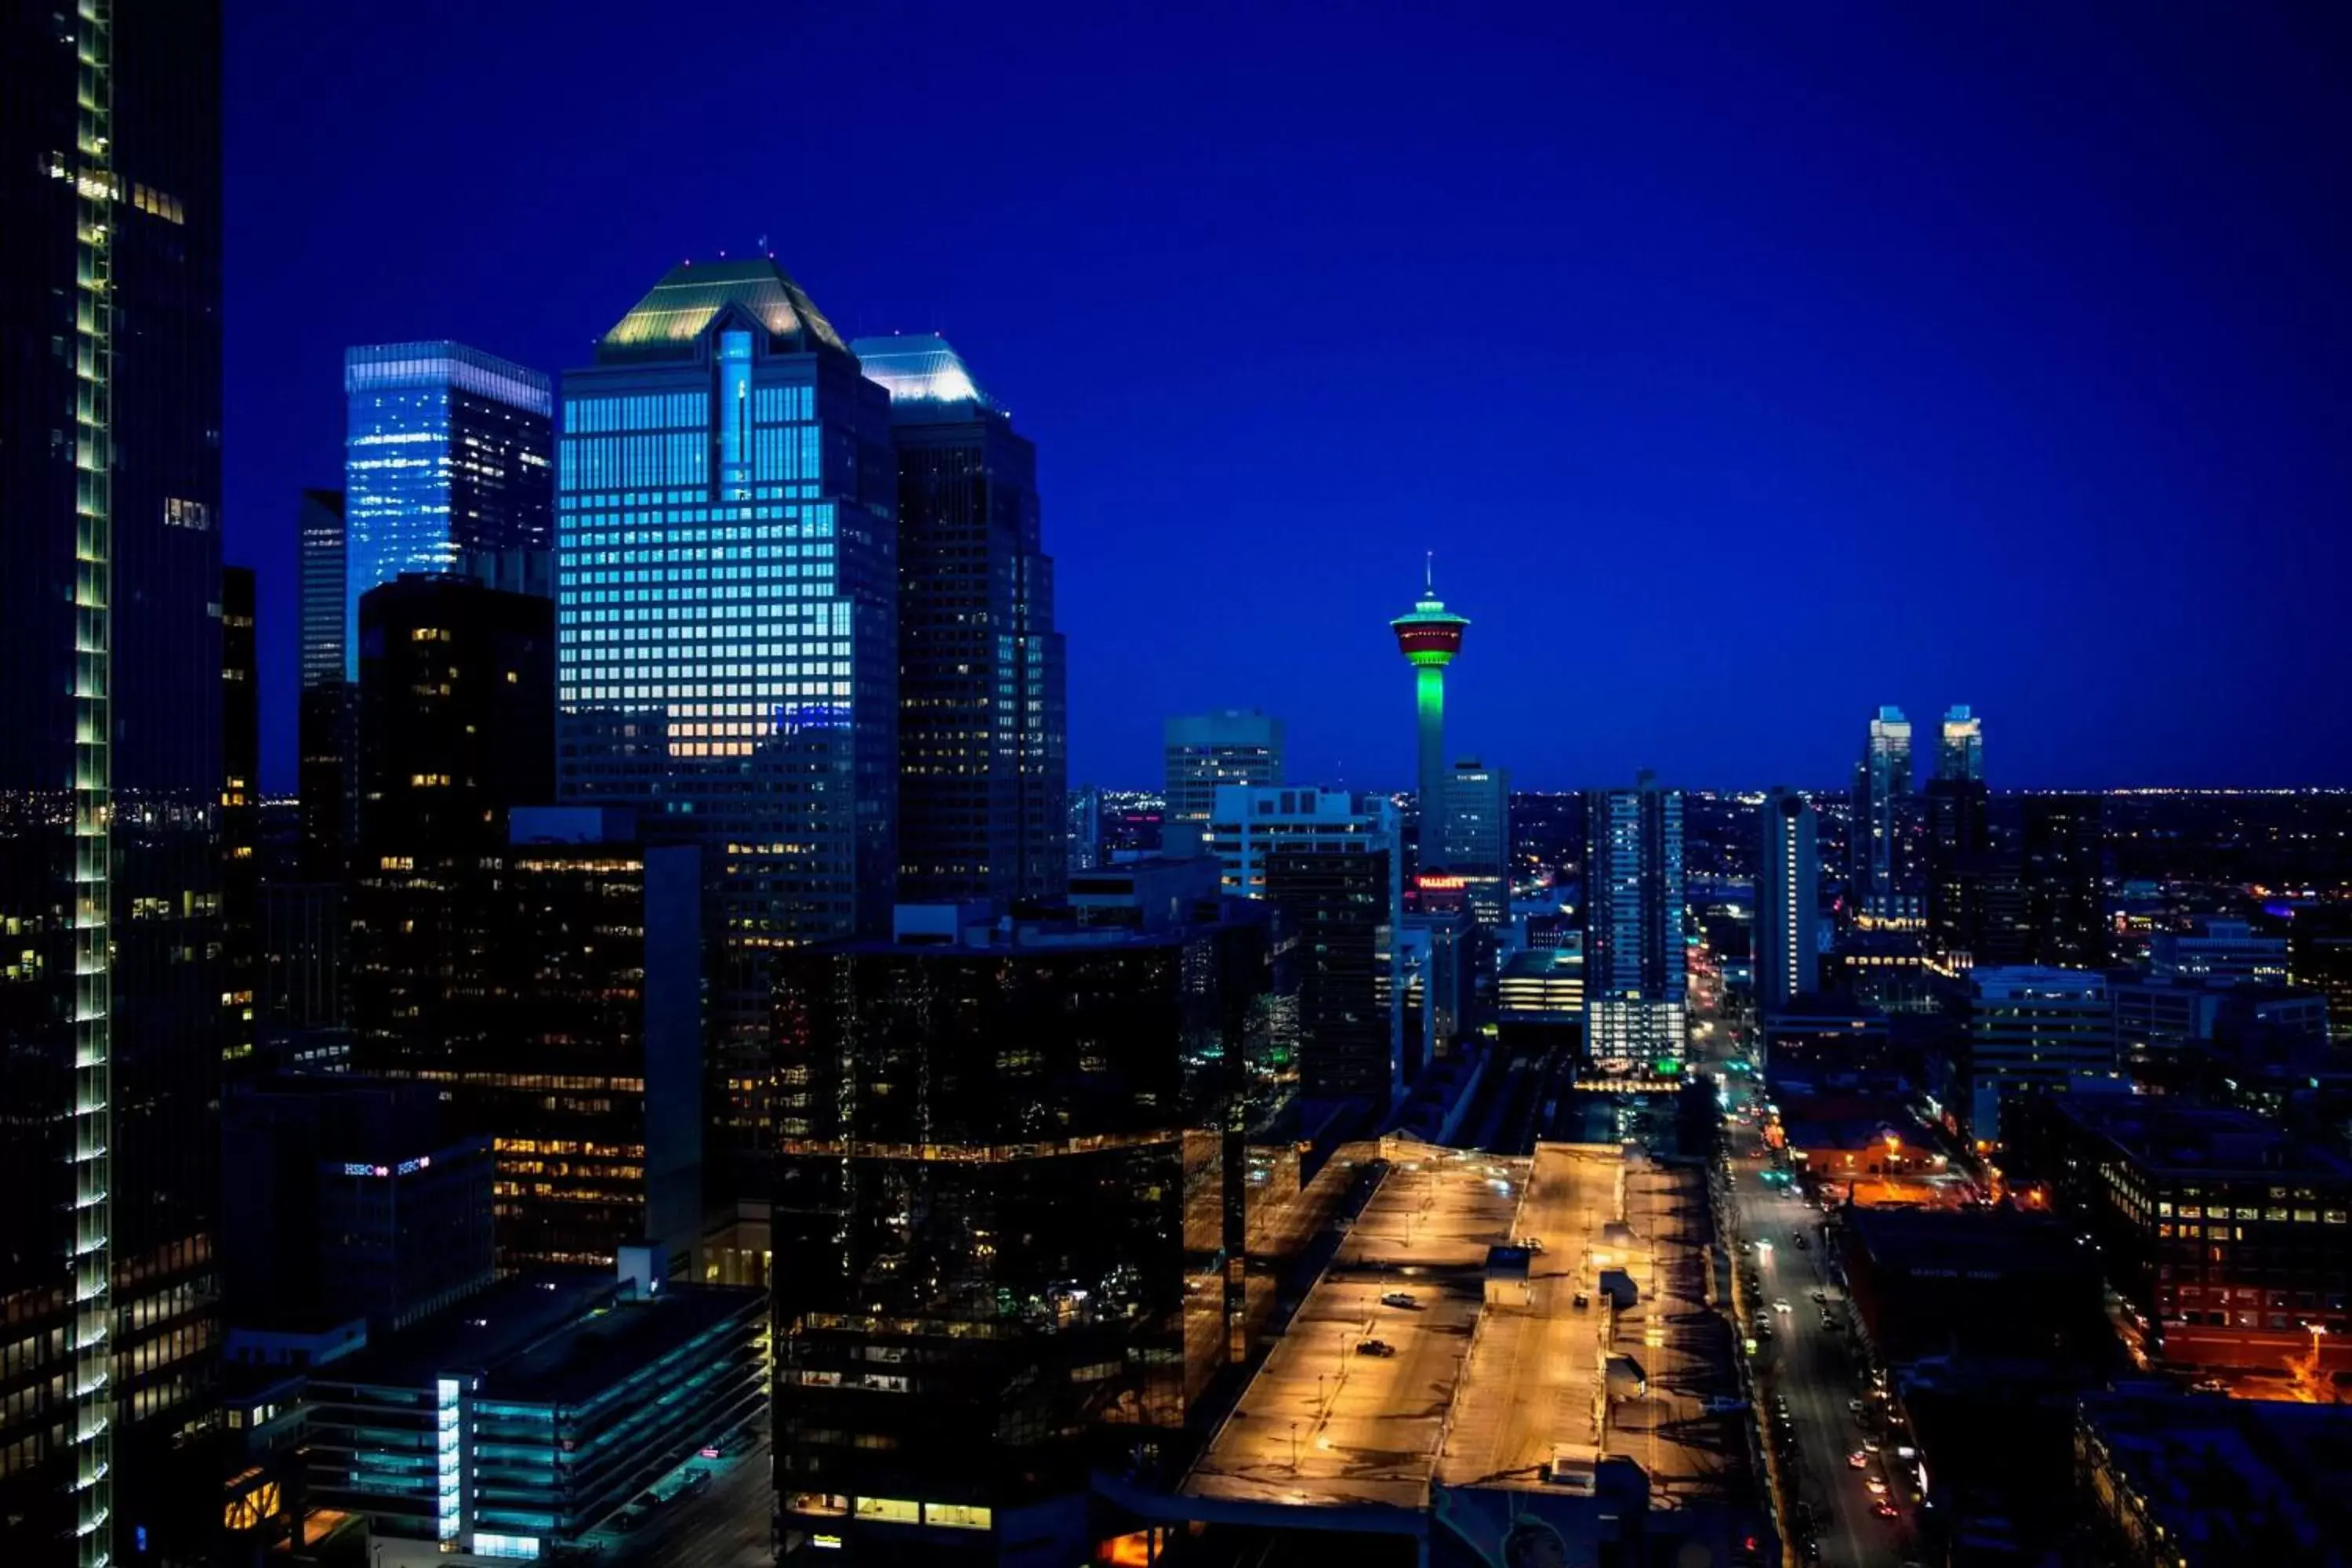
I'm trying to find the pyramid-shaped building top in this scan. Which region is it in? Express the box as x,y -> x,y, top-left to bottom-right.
597,258 -> 846,361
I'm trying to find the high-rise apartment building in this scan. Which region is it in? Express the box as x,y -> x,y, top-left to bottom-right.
1440,757 -> 1511,924
1209,786 -> 1403,1099
771,902 -> 1274,1564
224,564 -> 260,1069
1937,704 -> 1984,783
854,333 -> 1066,904
1,3 -> 226,1554
1067,784 -> 1103,871
1850,705 -> 1919,923
1163,710 -> 1284,855
343,342 -> 553,677
1584,771 -> 1688,1065
350,575 -> 555,1074
1755,787 -> 1819,1013
554,259 -> 900,1146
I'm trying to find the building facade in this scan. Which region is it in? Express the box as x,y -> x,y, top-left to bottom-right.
224,564 -> 260,1070
1440,757 -> 1511,924
343,342 -> 553,678
1965,965 -> 2116,1140
2013,1097 -> 2352,1374
771,905 -> 1274,1563
1754,787 -> 1819,1014
350,575 -> 555,1073
1162,710 -> 1283,856
452,808 -> 704,1276
1584,772 -> 1688,1065
1851,705 -> 1919,924
854,334 -> 1066,905
1209,785 -> 1403,1099
0,2 -> 226,1553
554,259 -> 900,1151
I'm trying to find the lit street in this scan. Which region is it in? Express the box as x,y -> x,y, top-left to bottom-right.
1717,1076 -> 1915,1568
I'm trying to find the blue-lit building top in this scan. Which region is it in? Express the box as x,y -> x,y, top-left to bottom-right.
554,260 -> 898,1136
343,340 -> 553,677
852,332 -> 1067,906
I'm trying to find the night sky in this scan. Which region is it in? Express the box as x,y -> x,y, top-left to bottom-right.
224,3 -> 2352,794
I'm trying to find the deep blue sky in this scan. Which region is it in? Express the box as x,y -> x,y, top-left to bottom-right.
225,2 -> 2352,794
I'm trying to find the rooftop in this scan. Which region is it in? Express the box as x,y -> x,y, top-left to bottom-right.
849,332 -> 995,409
1185,1141 -> 1740,1515
598,259 -> 846,361
2054,1098 -> 2352,1179
2080,1388 -> 2352,1566
307,1269 -> 761,1405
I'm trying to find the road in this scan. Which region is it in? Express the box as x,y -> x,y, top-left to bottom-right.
608,1435 -> 775,1568
1716,1075 -> 1914,1568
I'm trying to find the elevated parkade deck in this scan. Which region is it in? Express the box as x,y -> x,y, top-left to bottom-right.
1183,1141 -> 1746,1523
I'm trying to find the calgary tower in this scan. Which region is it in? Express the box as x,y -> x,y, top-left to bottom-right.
1389,557 -> 1470,850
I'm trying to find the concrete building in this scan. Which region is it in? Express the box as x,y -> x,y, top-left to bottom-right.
2149,916 -> 2291,987
1209,786 -> 1403,1100
1965,966 -> 2116,1141
1162,709 -> 1284,857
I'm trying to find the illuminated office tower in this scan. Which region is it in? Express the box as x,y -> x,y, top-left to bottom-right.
1755,788 -> 1820,1012
1440,757 -> 1511,924
853,333 -> 1065,903
343,341 -> 554,675
555,259 -> 899,1145
1163,709 -> 1284,856
1583,771 -> 1687,1065
1,2 -> 225,1555
1937,704 -> 1984,783
1390,561 -> 1469,862
1850,704 -> 1919,923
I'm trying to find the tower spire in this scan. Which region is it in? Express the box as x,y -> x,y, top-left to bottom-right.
1425,550 -> 1434,594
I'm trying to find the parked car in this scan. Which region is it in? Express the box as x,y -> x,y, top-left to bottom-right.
1356,1338 -> 1396,1358
1381,1291 -> 1419,1309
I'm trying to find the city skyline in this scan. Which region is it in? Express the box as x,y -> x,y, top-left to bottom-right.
220,5 -> 2352,794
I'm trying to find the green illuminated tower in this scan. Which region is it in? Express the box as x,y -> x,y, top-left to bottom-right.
1390,558 -> 1469,858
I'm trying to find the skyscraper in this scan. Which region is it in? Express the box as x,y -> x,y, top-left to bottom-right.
298,486 -> 347,687
1851,705 -> 1919,923
1440,757 -> 1511,924
1162,709 -> 1284,855
224,564 -> 260,1069
771,900 -> 1272,1563
853,333 -> 1066,904
2018,793 -> 2109,970
554,258 -> 900,1147
1389,561 -> 1469,860
1937,703 -> 1984,782
343,340 -> 554,677
1584,771 -> 1688,1065
1925,706 -> 1991,963
2,2 -> 224,1554
1210,786 -> 1403,1099
296,488 -> 358,877
1755,787 -> 1819,1013
350,575 -> 555,1075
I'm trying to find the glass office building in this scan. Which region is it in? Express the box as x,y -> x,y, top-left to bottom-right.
771,902 -> 1272,1564
852,334 -> 1067,905
555,259 -> 900,1145
343,342 -> 554,677
1,2 -> 226,1556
